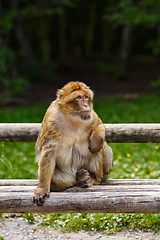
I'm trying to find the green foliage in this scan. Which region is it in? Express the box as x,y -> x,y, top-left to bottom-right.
109,142 -> 160,179
0,11 -> 16,34
0,104 -> 47,123
93,61 -> 116,76
151,76 -> 160,90
0,47 -> 15,71
94,95 -> 160,123
146,38 -> 160,57
20,0 -> 75,19
104,0 -> 160,56
0,77 -> 29,106
22,213 -> 35,224
0,46 -> 29,106
1,0 -> 160,85
0,142 -> 37,179
105,0 -> 160,28
40,213 -> 160,233
104,0 -> 136,27
0,104 -> 47,178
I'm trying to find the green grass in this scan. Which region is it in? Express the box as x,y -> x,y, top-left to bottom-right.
40,213 -> 160,233
1,94 -> 160,233
0,104 -> 47,179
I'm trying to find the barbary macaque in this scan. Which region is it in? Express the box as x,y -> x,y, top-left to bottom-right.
32,82 -> 113,206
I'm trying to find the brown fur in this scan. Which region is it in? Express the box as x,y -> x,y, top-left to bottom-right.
32,82 -> 113,206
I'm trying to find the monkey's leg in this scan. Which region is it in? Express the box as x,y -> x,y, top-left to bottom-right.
32,149 -> 55,206
89,124 -> 106,154
76,169 -> 93,188
101,142 -> 113,183
50,168 -> 77,191
76,152 -> 104,188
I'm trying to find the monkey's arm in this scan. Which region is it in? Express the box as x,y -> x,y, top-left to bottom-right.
32,148 -> 56,206
88,123 -> 106,154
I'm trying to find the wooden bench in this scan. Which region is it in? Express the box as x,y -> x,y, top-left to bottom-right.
0,123 -> 160,214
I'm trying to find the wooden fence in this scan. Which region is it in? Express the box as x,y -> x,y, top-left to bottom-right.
0,123 -> 160,213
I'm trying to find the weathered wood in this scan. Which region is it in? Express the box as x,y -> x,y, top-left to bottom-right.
1,184 -> 160,193
0,123 -> 40,142
0,179 -> 160,186
0,123 -> 160,213
0,179 -> 160,213
0,179 -> 38,186
0,190 -> 160,214
1,123 -> 160,142
105,124 -> 160,143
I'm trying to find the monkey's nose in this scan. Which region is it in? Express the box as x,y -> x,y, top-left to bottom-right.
83,105 -> 90,112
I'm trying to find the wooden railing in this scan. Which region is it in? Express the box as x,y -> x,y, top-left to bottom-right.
0,123 -> 160,142
0,123 -> 160,213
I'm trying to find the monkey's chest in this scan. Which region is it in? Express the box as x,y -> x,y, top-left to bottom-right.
74,140 -> 91,157
60,132 -> 91,157
56,140 -> 92,173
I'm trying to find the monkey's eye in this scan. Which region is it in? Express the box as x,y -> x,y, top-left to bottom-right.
85,96 -> 89,100
77,96 -> 82,100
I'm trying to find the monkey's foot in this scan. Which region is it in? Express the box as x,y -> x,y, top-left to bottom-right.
32,187 -> 50,206
76,169 -> 92,188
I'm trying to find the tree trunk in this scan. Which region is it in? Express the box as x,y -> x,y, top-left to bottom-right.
59,13 -> 67,58
0,1 -> 2,45
85,2 -> 96,57
10,0 -> 34,63
39,18 -> 51,65
156,25 -> 160,59
118,25 -> 132,78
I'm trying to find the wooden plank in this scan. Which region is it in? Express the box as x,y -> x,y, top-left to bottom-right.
0,191 -> 160,213
0,180 -> 160,213
0,179 -> 160,186
1,123 -> 160,142
1,184 -> 160,193
105,179 -> 160,185
0,179 -> 38,186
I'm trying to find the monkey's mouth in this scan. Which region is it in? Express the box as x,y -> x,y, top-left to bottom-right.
80,111 -> 91,120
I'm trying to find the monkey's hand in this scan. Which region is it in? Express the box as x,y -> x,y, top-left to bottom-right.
32,187 -> 50,206
88,125 -> 105,154
88,134 -> 104,154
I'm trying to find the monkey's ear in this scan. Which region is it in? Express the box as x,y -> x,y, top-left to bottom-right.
56,89 -> 63,99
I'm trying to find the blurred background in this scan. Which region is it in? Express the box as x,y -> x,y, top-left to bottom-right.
1,2 -> 160,229
1,0 -> 160,106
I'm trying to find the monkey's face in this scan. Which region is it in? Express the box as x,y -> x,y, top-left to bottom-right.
74,93 -> 92,120
57,82 -> 94,121
58,91 -> 93,121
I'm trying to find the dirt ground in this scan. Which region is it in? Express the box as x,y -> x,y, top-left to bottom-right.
0,214 -> 160,240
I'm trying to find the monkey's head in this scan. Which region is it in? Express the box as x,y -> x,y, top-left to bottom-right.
57,82 -> 93,120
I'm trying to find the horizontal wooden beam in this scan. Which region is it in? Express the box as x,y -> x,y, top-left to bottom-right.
0,179 -> 160,213
0,179 -> 160,186
0,123 -> 160,142
0,123 -> 40,142
105,124 -> 160,143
